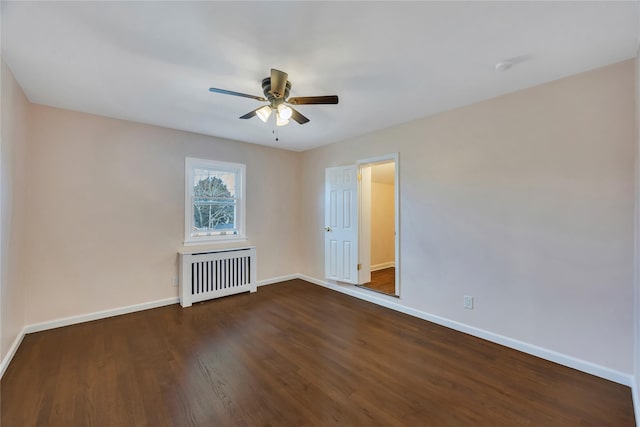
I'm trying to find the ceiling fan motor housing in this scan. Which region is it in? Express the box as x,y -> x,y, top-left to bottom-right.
262,77 -> 291,106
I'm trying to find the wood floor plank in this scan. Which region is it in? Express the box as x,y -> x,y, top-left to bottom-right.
359,267 -> 396,295
1,279 -> 634,426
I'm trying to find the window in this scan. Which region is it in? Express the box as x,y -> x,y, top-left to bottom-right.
185,158 -> 246,244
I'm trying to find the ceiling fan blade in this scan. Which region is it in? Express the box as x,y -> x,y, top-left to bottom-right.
209,87 -> 266,102
269,69 -> 288,99
239,108 -> 259,119
290,107 -> 310,125
288,95 -> 339,105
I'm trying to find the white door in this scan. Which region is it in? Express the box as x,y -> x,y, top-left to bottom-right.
325,165 -> 358,283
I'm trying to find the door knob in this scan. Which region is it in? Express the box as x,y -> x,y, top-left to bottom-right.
324,227 -> 332,232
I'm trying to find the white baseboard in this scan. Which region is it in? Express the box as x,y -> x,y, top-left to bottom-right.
4,274 -> 635,390
371,262 -> 395,271
0,327 -> 26,379
19,272 -> 296,336
298,274 -> 633,387
3,298 -> 179,378
25,297 -> 180,334
258,274 -> 298,287
2,273 -> 295,376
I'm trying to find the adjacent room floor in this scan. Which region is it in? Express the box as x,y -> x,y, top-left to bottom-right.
1,279 -> 634,426
358,267 -> 396,296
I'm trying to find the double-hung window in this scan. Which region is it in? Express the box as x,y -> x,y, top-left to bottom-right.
185,157 -> 246,244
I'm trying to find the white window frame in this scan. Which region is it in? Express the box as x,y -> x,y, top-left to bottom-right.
184,157 -> 246,245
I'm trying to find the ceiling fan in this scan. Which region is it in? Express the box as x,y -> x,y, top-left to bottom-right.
209,69 -> 339,126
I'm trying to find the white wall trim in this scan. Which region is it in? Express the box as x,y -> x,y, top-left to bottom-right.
3,274 -> 635,389
1,273 -> 296,376
299,274 -> 634,386
15,273 -> 297,336
0,327 -> 25,379
371,262 -> 395,271
2,297 -> 179,378
258,274 -> 298,287
24,297 -> 179,334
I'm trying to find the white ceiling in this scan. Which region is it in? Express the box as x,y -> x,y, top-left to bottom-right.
1,2 -> 638,152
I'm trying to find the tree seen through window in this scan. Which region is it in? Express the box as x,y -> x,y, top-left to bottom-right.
193,174 -> 236,234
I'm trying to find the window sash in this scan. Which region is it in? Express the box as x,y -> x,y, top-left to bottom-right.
185,157 -> 246,244
192,196 -> 239,204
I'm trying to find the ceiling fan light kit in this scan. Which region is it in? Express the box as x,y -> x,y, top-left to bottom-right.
276,115 -> 289,127
256,105 -> 272,122
277,104 -> 293,120
209,68 -> 339,126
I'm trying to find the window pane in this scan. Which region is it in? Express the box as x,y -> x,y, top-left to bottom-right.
193,168 -> 236,198
193,201 -> 237,235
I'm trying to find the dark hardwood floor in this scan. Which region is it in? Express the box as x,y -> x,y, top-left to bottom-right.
2,279 -> 634,426
359,267 -> 396,295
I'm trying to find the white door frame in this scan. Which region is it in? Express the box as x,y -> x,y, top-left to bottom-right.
357,153 -> 400,296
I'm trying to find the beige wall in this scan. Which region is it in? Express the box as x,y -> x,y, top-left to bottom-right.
301,60 -> 636,373
21,105 -> 301,325
1,60 -> 29,360
371,181 -> 395,267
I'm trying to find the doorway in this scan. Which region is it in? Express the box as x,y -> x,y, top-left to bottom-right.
357,155 -> 399,297
324,154 -> 399,296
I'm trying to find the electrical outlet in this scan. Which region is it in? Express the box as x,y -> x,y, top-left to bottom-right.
172,276 -> 179,287
463,295 -> 473,309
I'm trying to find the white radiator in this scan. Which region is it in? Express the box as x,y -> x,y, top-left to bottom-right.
179,246 -> 257,307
